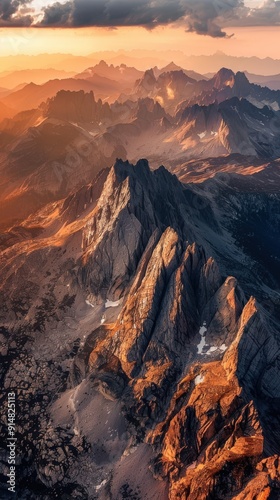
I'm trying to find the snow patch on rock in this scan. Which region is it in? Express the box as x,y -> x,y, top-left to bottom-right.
105,299 -> 121,308
197,322 -> 207,354
198,131 -> 206,139
195,374 -> 204,385
96,479 -> 108,491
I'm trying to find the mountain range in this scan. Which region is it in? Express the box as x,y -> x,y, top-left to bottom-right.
0,56 -> 280,499
0,157 -> 279,498
1,66 -> 280,232
2,50 -> 280,74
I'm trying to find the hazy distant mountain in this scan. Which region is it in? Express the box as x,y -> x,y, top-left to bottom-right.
178,68 -> 280,110
183,51 -> 280,75
0,68 -> 76,89
0,86 -> 9,98
0,83 -> 28,100
244,71 -> 280,91
0,53 -> 97,73
2,65 -> 280,206
0,109 -> 41,147
0,76 -> 121,113
0,101 -> 15,120
76,60 -> 143,87
153,61 -> 206,81
0,92 -> 125,229
1,65 -> 280,231
96,50 -> 185,70
0,50 -> 181,74
44,90 -> 113,123
3,50 -> 280,76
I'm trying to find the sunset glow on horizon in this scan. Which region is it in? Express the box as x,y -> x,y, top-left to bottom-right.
0,25 -> 280,61
0,0 -> 280,70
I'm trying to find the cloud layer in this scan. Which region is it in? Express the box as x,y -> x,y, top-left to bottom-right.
0,0 -> 33,26
1,0 -> 280,37
39,0 -> 243,37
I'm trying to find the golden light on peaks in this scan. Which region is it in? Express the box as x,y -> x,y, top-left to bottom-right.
166,87 -> 175,100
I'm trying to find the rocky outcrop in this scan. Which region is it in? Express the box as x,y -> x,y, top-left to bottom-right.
79,158 -> 189,301
131,69 -> 197,114
177,97 -> 280,158
132,294 -> 279,499
224,298 -> 280,457
150,360 -> 263,500
135,69 -> 157,97
44,90 -> 113,123
179,67 -> 280,109
76,60 -> 143,87
135,98 -> 167,122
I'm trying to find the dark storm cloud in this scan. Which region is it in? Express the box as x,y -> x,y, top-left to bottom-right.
3,0 -> 280,37
0,0 -> 33,26
40,1 -> 72,26
183,0 -> 242,37
40,0 -> 187,28
39,0 -> 241,36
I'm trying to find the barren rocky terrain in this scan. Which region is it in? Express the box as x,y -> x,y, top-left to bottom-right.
0,157 -> 279,498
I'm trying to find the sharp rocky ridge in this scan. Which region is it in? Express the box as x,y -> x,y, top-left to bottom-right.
0,158 -> 280,498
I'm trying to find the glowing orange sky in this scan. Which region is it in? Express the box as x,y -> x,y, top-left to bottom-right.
0,25 -> 279,59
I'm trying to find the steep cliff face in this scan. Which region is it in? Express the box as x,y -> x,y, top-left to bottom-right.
79,159 -> 190,301
177,97 -> 280,158
151,362 -> 263,500
0,159 -> 279,498
147,296 -> 279,499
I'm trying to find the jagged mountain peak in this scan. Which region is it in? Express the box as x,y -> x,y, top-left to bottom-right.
134,96 -> 167,121
233,71 -> 252,96
46,88 -> 95,104
109,157 -> 178,192
113,156 -> 162,174
143,68 -> 156,79
210,68 -> 251,94
96,59 -> 110,67
156,69 -> 197,88
113,157 -> 150,176
161,61 -> 182,72
235,70 -> 251,85
43,89 -> 112,122
212,67 -> 236,88
135,68 -> 157,90
212,68 -> 235,88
